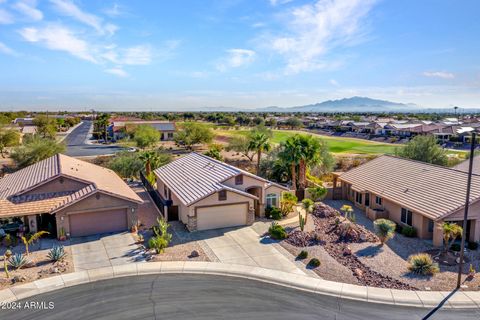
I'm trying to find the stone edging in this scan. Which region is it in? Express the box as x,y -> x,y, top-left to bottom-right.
0,262 -> 478,309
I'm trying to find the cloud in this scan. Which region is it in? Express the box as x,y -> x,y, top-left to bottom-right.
50,0 -> 117,35
423,71 -> 455,79
19,25 -> 97,63
329,79 -> 339,86
0,8 -> 14,24
102,44 -> 153,65
269,0 -> 376,74
217,49 -> 256,71
0,41 -> 17,56
104,67 -> 128,77
13,0 -> 43,21
269,0 -> 293,6
103,3 -> 125,17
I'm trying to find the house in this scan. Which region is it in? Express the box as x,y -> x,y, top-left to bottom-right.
0,154 -> 143,238
453,156 -> 480,176
154,152 -> 289,231
111,121 -> 176,141
332,155 -> 480,246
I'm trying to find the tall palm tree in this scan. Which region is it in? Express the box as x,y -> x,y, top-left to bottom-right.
248,131 -> 271,175
95,113 -> 110,142
279,135 -> 302,190
296,135 -> 321,191
140,151 -> 160,176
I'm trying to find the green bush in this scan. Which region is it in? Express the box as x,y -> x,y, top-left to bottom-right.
265,207 -> 282,220
149,236 -> 169,254
408,253 -> 439,275
373,219 -> 396,245
297,250 -> 308,259
308,258 -> 321,268
468,242 -> 479,250
401,225 -> 416,237
268,222 -> 287,240
8,253 -> 29,269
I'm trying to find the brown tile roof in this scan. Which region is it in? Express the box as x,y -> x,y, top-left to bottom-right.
453,155 -> 480,176
338,155 -> 480,220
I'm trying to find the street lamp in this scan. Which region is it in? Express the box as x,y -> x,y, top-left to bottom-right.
457,131 -> 476,288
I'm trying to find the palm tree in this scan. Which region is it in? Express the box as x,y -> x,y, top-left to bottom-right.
95,113 -> 110,143
279,136 -> 302,190
139,151 -> 160,176
442,222 -> 463,253
296,135 -> 322,191
248,131 -> 271,175
21,231 -> 49,255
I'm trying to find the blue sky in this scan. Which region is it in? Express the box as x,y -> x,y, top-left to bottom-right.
0,0 -> 479,111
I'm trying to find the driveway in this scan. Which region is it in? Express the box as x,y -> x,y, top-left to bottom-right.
71,233 -> 145,271
64,120 -> 126,157
198,226 -> 308,275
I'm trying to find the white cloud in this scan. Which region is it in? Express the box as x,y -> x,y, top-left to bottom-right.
0,41 -> 17,56
329,79 -> 339,86
104,67 -> 128,77
217,49 -> 256,71
50,0 -> 117,35
13,0 -> 43,21
19,25 -> 97,63
102,45 -> 153,65
103,3 -> 125,17
269,0 -> 293,6
269,0 -> 376,74
0,8 -> 14,24
423,71 -> 455,79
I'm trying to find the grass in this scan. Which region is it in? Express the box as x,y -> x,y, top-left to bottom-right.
216,129 -> 400,155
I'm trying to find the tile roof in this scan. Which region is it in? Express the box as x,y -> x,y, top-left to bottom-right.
337,155 -> 480,220
154,152 -> 287,206
453,156 -> 480,176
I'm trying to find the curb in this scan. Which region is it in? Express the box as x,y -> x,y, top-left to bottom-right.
0,262 -> 478,309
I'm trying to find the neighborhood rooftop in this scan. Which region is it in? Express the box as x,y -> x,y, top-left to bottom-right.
154,152 -> 285,206
336,155 -> 480,221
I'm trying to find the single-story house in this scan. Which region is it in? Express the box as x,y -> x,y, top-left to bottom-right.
110,121 -> 176,141
154,152 -> 289,231
332,155 -> 480,246
0,154 -> 143,238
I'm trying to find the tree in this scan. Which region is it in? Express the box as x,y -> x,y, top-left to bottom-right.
307,186 -> 327,202
373,219 -> 396,245
279,136 -> 302,190
134,125 -> 160,149
11,137 -> 65,168
204,144 -> 223,161
442,222 -> 463,253
22,231 -> 49,255
174,123 -> 213,150
108,151 -> 144,179
248,131 -> 271,175
280,192 -> 298,216
139,151 -> 159,176
94,113 -> 110,142
397,135 -> 448,165
0,129 -> 20,157
226,135 -> 255,162
33,115 -> 57,139
285,117 -> 303,129
301,198 -> 314,224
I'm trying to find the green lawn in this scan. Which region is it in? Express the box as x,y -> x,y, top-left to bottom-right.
216,129 -> 400,155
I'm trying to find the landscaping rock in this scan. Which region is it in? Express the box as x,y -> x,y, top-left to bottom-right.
189,250 -> 199,258
343,246 -> 352,256
354,268 -> 363,278
12,275 -> 26,283
24,259 -> 36,268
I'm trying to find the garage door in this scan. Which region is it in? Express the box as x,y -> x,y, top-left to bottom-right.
196,203 -> 248,231
69,209 -> 128,237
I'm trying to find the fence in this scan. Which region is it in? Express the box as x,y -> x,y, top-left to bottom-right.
139,171 -> 172,217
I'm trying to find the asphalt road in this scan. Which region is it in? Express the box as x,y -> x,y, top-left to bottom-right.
64,121 -> 125,157
0,275 -> 476,320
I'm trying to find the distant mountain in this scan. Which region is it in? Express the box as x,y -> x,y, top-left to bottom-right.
283,96 -> 418,112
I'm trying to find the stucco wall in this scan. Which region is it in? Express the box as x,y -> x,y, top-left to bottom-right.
24,176 -> 88,195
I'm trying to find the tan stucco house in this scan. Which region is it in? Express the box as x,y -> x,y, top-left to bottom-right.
0,154 -> 143,238
333,155 -> 480,246
154,152 -> 289,231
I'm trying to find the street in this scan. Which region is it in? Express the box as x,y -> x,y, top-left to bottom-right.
0,274 -> 475,320
64,121 -> 126,157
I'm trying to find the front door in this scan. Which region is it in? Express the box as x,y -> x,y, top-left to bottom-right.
168,206 -> 179,221
365,193 -> 370,207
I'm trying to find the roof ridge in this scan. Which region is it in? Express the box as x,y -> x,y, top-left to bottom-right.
382,154 -> 476,175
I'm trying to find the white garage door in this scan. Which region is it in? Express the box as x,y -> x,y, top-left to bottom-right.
196,203 -> 248,231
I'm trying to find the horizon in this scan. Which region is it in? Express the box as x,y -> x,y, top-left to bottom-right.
1,0 -> 480,110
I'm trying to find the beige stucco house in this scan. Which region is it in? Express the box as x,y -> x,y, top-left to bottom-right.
154,152 -> 289,231
0,154 -> 143,238
332,155 -> 480,246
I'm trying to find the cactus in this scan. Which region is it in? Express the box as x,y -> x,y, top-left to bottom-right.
298,213 -> 306,232
8,253 -> 29,270
48,245 -> 67,262
3,254 -> 9,278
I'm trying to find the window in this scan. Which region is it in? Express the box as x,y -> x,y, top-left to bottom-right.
218,190 -> 227,201
355,192 -> 362,204
428,219 -> 434,233
235,175 -> 243,185
375,196 -> 382,206
401,208 -> 413,226
266,193 -> 278,208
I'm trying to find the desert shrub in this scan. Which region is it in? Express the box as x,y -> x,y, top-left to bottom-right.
401,225 -> 416,237
48,245 -> 67,261
450,243 -> 461,252
297,250 -> 308,259
280,192 -> 298,216
408,253 -> 439,275
308,258 -> 321,268
149,237 -> 169,254
8,253 -> 29,269
268,222 -> 287,240
373,219 -> 396,245
265,207 -> 282,220
468,242 -> 479,251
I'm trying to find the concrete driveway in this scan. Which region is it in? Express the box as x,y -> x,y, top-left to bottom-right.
201,227 -> 307,275
71,233 -> 144,271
